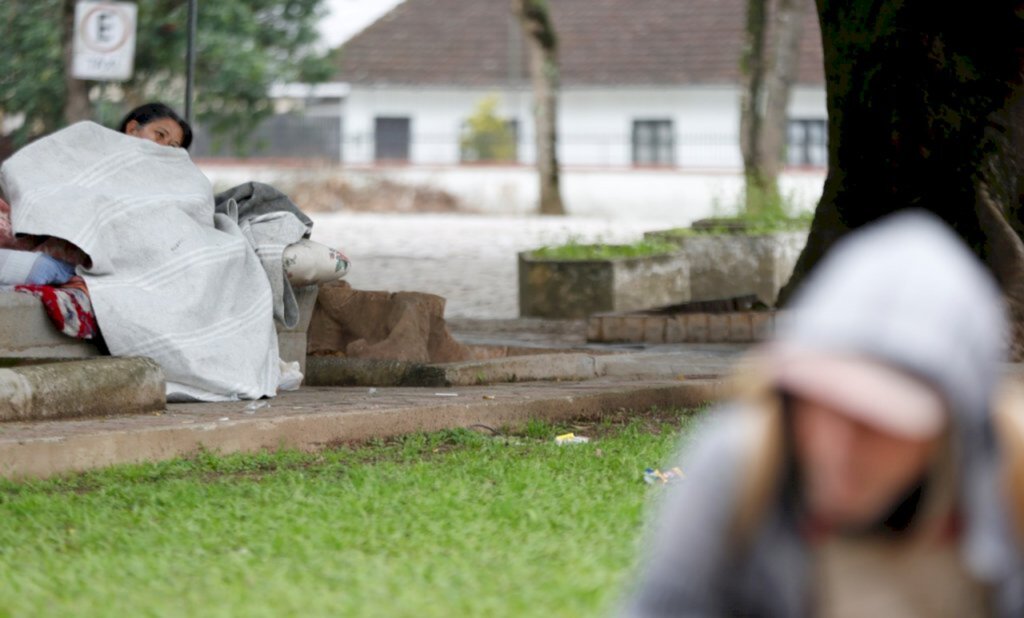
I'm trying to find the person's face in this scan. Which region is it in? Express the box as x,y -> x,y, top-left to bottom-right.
125,118 -> 184,148
791,395 -> 941,530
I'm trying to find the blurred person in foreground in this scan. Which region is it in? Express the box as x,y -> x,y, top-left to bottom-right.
622,211 -> 1024,617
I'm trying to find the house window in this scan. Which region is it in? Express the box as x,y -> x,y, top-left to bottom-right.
374,117 -> 411,162
787,119 -> 827,167
632,120 -> 675,166
460,119 -> 519,163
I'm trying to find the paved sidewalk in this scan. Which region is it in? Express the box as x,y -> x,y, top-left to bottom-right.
310,213 -> 672,319
0,378 -> 724,479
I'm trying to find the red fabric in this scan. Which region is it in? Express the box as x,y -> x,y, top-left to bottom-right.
2,198 -> 98,340
15,276 -> 97,340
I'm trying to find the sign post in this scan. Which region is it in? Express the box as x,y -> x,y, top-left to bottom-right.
71,1 -> 137,81
185,0 -> 198,126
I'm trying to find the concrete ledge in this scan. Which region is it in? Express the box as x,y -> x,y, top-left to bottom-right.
307,349 -> 742,388
0,357 -> 165,422
0,292 -> 99,358
437,353 -> 597,385
305,357 -> 447,387
0,380 -> 724,478
0,286 -> 317,374
305,354 -> 600,387
595,351 -> 742,379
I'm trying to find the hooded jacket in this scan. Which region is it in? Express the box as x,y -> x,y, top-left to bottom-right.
623,211 -> 1024,617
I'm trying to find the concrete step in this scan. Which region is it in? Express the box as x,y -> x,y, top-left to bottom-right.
0,379 -> 724,479
0,357 -> 165,422
306,347 -> 745,387
0,292 -> 99,359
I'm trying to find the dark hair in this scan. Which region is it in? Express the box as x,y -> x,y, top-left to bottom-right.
117,102 -> 193,150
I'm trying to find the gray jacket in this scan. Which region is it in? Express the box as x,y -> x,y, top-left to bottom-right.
623,211 -> 1024,617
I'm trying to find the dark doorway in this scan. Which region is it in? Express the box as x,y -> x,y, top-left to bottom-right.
375,117 -> 411,162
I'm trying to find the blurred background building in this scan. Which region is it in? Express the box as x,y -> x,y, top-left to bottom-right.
193,0 -> 827,220
224,0 -> 826,171
330,0 -> 825,170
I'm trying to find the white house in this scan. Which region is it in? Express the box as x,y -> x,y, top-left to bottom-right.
332,0 -> 828,171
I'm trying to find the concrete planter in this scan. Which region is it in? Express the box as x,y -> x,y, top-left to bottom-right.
518,249 -> 689,319
644,229 -> 808,306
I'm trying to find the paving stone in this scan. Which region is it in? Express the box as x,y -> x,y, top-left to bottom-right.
685,313 -> 709,343
623,316 -> 646,342
751,312 -> 775,341
643,318 -> 666,344
707,314 -> 730,342
665,316 -> 686,343
728,313 -> 753,343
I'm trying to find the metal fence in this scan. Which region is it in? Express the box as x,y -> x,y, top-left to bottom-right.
339,132 -> 749,168
191,114 -> 342,161
190,114 -> 826,170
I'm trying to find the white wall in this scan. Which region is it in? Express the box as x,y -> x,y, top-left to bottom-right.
788,86 -> 828,119
343,87 -> 527,164
557,87 -> 742,167
341,84 -> 827,168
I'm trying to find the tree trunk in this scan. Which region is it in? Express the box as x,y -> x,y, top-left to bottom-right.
740,0 -> 805,215
740,0 -> 770,209
778,0 -> 1024,354
513,0 -> 566,216
62,0 -> 91,125
760,0 -> 805,193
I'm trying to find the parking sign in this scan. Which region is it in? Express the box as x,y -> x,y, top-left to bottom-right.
71,1 -> 137,81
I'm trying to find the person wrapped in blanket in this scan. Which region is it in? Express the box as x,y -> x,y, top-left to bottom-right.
0,103 -> 191,289
0,102 -> 350,347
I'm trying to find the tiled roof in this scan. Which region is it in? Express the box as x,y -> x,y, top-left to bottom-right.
335,0 -> 824,87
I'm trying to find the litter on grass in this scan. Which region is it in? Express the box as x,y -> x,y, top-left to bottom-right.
643,467 -> 685,485
555,432 -> 590,445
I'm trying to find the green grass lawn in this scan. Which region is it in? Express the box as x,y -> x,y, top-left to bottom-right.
0,408 -> 701,618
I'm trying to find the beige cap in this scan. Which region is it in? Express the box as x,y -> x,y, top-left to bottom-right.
768,343 -> 947,439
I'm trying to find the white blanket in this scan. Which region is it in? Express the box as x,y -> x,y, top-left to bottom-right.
0,122 -> 281,401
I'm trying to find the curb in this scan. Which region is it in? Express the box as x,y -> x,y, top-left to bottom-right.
305,354 -> 600,387
0,357 -> 165,422
305,352 -> 733,387
0,379 -> 723,479
438,353 -> 598,385
305,356 -> 447,387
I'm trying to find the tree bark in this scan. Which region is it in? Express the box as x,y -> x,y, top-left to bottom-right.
740,0 -> 770,208
62,0 -> 92,125
778,0 -> 1024,354
739,0 -> 805,215
513,0 -> 566,216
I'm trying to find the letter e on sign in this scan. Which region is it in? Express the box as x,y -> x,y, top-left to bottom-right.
71,1 -> 138,81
